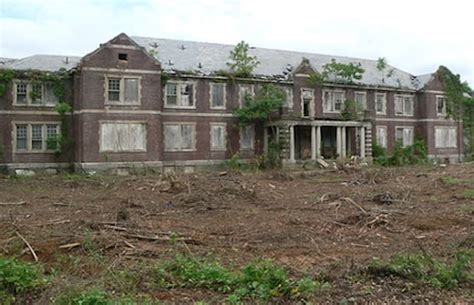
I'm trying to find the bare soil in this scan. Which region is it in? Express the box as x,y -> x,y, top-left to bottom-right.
1,163 -> 473,304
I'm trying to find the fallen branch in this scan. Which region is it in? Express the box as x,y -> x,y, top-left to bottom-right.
340,197 -> 368,214
104,225 -> 128,231
0,201 -> 27,206
123,240 -> 136,249
122,233 -> 196,243
15,231 -> 38,262
59,242 -> 81,250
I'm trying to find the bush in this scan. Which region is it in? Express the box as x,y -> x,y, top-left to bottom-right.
0,257 -> 46,294
372,142 -> 388,166
373,138 -> 428,167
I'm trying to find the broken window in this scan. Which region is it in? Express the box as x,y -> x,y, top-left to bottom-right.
108,78 -> 121,102
323,90 -> 345,113
107,76 -> 140,104
435,127 -> 457,148
301,89 -> 314,117
436,96 -> 447,116
165,82 -> 195,108
210,83 -> 225,109
375,93 -> 386,114
100,122 -> 147,152
16,125 -> 27,150
15,83 -> 28,104
31,84 -> 43,105
376,126 -> 387,148
118,53 -> 128,61
239,84 -> 254,107
46,124 -> 59,150
395,95 -> 414,116
240,125 -> 255,150
14,81 -> 58,106
164,123 -> 196,151
210,123 -> 226,151
354,92 -> 367,110
395,127 -> 413,147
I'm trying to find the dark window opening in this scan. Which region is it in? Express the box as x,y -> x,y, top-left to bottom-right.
303,99 -> 310,117
118,53 -> 128,61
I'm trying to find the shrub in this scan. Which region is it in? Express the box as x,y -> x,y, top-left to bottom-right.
372,142 -> 388,166
0,257 -> 46,294
224,153 -> 245,171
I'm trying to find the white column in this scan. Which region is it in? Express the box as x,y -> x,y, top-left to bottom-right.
336,126 -> 342,158
311,125 -> 316,160
289,125 -> 295,163
316,126 -> 321,158
341,127 -> 347,158
263,127 -> 268,153
360,126 -> 365,158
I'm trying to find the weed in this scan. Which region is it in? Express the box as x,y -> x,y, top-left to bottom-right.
225,153 -> 245,171
462,189 -> 474,198
441,176 -> 464,185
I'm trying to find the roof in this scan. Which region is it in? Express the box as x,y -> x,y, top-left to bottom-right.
132,36 -> 420,90
416,73 -> 434,88
1,55 -> 80,72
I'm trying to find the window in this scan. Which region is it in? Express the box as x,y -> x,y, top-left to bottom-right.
354,92 -> 367,110
14,123 -> 60,152
165,82 -> 195,108
210,123 -> 226,151
13,81 -> 58,106
100,122 -> 147,152
395,127 -> 414,147
239,84 -> 254,107
375,93 -> 387,114
436,96 -> 447,116
118,53 -> 128,61
301,88 -> 314,117
164,123 -> 196,151
106,76 -> 140,104
282,87 -> 293,108
394,95 -> 414,116
210,83 -> 226,109
376,126 -> 387,148
323,90 -> 345,113
435,127 -> 457,148
240,125 -> 255,150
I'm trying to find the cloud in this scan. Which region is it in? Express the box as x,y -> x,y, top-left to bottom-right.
1,0 -> 473,85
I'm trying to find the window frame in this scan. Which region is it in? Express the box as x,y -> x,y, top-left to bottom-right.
282,86 -> 293,108
354,91 -> 367,110
300,88 -> 315,118
376,125 -> 387,148
238,84 -> 255,108
12,122 -> 61,153
434,126 -> 457,148
375,92 -> 387,115
322,89 -> 345,113
105,75 -> 142,105
394,94 -> 414,116
209,123 -> 227,151
164,81 -> 197,109
209,82 -> 227,110
99,121 -> 147,153
12,80 -> 58,107
436,95 -> 447,117
395,126 -> 414,147
163,122 -> 197,152
240,124 -> 255,151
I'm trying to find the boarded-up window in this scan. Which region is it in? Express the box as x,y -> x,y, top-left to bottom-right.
107,77 -> 140,104
165,82 -> 195,108
282,87 -> 293,108
210,83 -> 225,109
239,84 -> 254,107
44,83 -> 59,106
240,125 -> 254,150
375,93 -> 386,114
376,126 -> 387,148
355,92 -> 366,110
210,123 -> 226,151
100,122 -> 147,152
164,124 -> 196,151
435,127 -> 457,148
395,127 -> 413,147
124,78 -> 139,103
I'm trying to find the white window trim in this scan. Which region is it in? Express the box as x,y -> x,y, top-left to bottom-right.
376,125 -> 387,148
395,126 -> 414,147
12,121 -> 61,153
164,81 -> 197,109
394,94 -> 414,117
354,91 -> 367,110
163,122 -> 197,152
104,75 -> 142,106
209,122 -> 227,151
12,80 -> 57,107
375,92 -> 387,115
300,88 -> 315,118
98,120 -> 147,153
240,124 -> 255,150
322,89 -> 345,113
435,126 -> 457,148
238,84 -> 255,108
436,95 -> 447,117
283,86 -> 293,108
209,82 -> 227,110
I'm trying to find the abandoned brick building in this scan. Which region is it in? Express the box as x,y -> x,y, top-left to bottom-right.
0,33 -> 463,173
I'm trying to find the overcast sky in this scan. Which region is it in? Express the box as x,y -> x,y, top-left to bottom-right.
1,0 -> 473,86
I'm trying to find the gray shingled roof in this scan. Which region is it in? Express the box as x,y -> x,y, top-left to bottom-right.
416,73 -> 434,89
2,55 -> 80,72
132,36 -> 419,90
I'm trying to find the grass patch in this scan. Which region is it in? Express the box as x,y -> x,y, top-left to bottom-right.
462,189 -> 474,198
155,254 -> 329,302
0,257 -> 49,304
440,176 -> 474,186
368,251 -> 473,289
54,288 -> 158,305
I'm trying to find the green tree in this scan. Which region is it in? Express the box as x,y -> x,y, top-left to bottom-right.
308,59 -> 365,86
226,41 -> 260,78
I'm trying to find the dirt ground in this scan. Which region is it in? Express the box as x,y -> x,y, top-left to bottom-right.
0,163 -> 473,304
